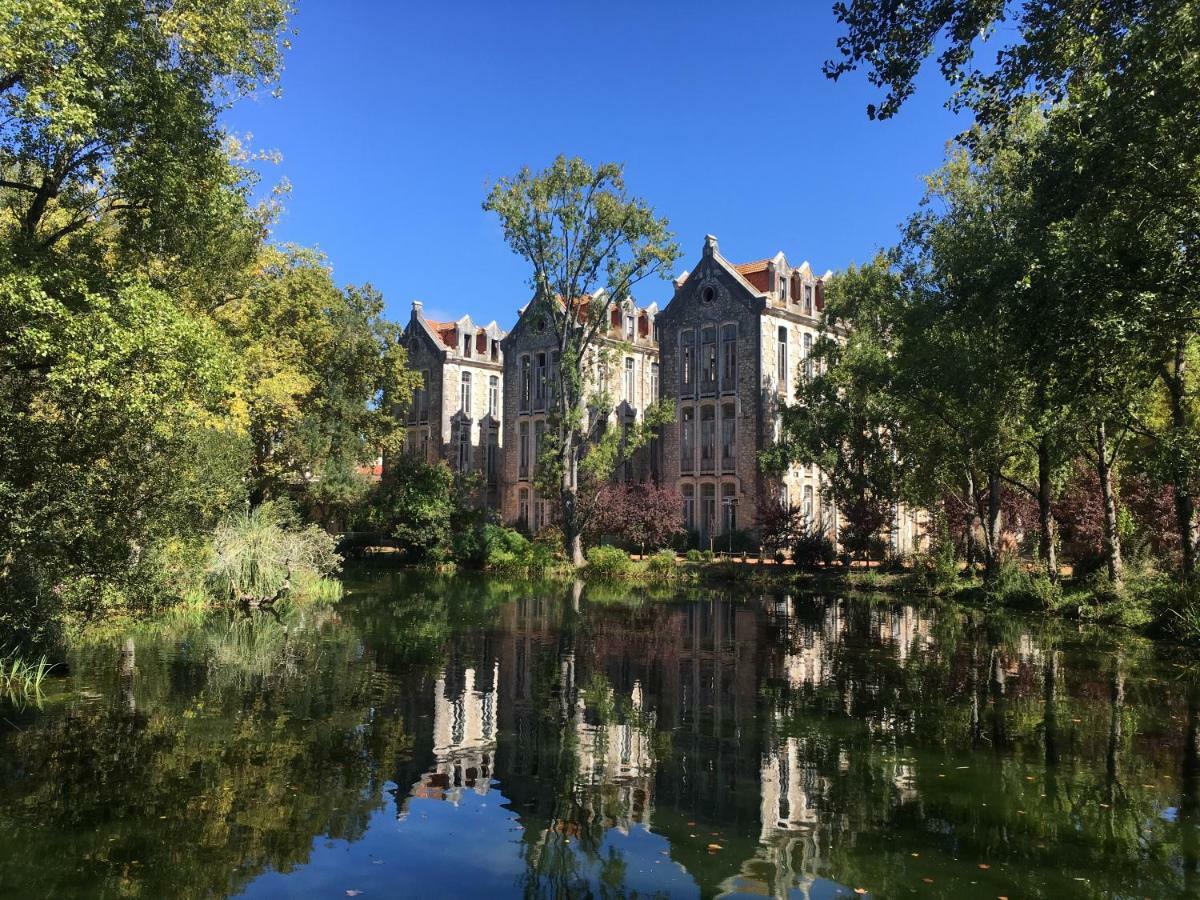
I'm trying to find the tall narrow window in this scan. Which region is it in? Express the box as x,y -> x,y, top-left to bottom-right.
700,406 -> 715,473
518,488 -> 530,526
650,362 -> 659,401
776,326 -> 788,392
804,283 -> 813,316
803,333 -> 813,381
680,329 -> 695,396
462,331 -> 472,358
682,485 -> 695,531
460,371 -> 472,413
803,484 -> 814,520
548,352 -> 559,406
535,353 -> 546,409
722,483 -> 737,533
700,326 -> 717,394
779,272 -> 789,302
624,357 -> 635,404
419,370 -> 430,422
488,375 -> 499,416
625,314 -> 635,340
520,355 -> 531,412
487,429 -> 498,483
701,484 -> 716,543
533,420 -> 545,475
457,423 -> 471,471
721,402 -> 736,469
720,324 -> 736,392
680,407 -> 695,473
519,422 -> 530,478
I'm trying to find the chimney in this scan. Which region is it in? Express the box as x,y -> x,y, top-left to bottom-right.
703,234 -> 718,257
411,299 -> 423,320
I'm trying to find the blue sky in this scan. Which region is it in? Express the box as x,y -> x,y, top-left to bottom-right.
225,0 -> 965,327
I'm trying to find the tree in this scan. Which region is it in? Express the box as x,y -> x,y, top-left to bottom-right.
215,245 -> 420,508
484,157 -> 679,566
587,481 -> 683,555
0,0 -> 290,278
771,255 -> 904,561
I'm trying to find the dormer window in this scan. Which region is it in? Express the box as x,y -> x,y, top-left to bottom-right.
462,333 -> 472,357
779,274 -> 789,302
804,284 -> 813,316
625,314 -> 635,340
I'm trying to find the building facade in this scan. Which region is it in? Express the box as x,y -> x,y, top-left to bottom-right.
498,293 -> 660,531
401,301 -> 506,507
655,235 -> 832,547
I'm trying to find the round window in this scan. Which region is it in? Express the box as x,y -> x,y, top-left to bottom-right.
701,285 -> 715,303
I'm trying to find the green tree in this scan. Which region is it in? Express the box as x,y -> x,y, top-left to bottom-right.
484,157 -> 678,566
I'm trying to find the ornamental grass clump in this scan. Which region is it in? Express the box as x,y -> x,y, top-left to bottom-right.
207,502 -> 341,606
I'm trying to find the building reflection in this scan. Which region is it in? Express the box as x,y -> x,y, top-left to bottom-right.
393,586 -> 1070,897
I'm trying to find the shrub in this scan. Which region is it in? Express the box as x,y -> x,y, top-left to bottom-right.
206,501 -> 341,605
1153,580 -> 1200,642
685,549 -> 703,562
792,528 -> 836,569
851,569 -> 885,591
646,550 -> 677,575
586,545 -> 632,579
702,549 -> 715,562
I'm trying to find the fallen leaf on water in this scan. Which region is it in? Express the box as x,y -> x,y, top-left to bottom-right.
911,853 -> 919,858
922,878 -> 934,884
707,844 -> 722,851
979,864 -> 991,870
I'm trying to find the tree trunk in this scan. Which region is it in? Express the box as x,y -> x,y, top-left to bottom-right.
559,426 -> 586,568
1037,436 -> 1058,582
963,472 -> 978,570
982,468 -> 1003,581
1095,421 -> 1124,585
1164,341 -> 1198,579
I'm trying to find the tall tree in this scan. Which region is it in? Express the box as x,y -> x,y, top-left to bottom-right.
484,157 -> 678,566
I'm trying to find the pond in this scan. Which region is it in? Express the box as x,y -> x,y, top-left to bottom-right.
1,570 -> 1198,898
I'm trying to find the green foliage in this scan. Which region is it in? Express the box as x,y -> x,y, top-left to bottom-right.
792,527 -> 836,569
645,550 -> 677,576
585,545 -> 632,580
484,156 -> 679,564
206,501 -> 341,605
0,652 -> 53,704
684,549 -> 703,563
369,457 -> 457,563
911,534 -> 961,594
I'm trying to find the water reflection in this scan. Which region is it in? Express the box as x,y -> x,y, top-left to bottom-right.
1,574 -> 1198,899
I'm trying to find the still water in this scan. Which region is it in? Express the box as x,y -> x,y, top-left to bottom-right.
2,570 -> 1199,899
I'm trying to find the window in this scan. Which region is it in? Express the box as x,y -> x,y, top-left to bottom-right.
519,488 -> 530,526
680,407 -> 695,473
803,333 -> 813,381
520,355 -> 531,412
624,357 -> 635,404
625,314 -> 635,340
779,272 -> 789,302
804,283 -> 813,316
519,422 -> 530,478
701,326 -> 717,394
548,352 -> 559,406
488,375 -> 499,416
535,353 -> 546,409
776,326 -> 788,391
460,371 -> 472,413
457,423 -> 471,471
533,420 -> 545,475
532,490 -> 544,532
682,485 -> 695,531
804,485 -> 814,520
680,329 -> 695,396
487,429 -> 498,483
491,339 -> 500,360
721,403 -> 736,469
781,483 -> 790,509
650,362 -> 659,401
722,483 -> 737,533
720,324 -> 736,392
417,370 -> 430,422
701,484 -> 716,542
700,406 -> 715,473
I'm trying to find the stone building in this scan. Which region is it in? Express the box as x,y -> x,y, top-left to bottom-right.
655,235 -> 833,548
401,301 -> 506,507
498,293 -> 660,530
